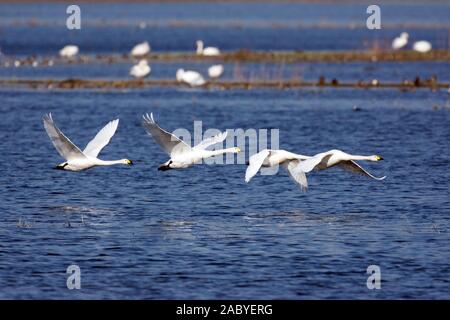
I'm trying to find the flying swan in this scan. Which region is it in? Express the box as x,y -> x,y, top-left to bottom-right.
295,149 -> 386,181
245,149 -> 310,189
246,149 -> 386,189
142,113 -> 240,170
43,114 -> 133,171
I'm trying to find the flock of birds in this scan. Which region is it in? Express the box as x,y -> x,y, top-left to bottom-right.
391,32 -> 432,52
2,33 -> 434,87
58,40 -> 224,87
53,32 -> 434,87
43,113 -> 386,190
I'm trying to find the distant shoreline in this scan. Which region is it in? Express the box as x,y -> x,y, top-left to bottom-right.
3,50 -> 449,64
1,78 -> 447,91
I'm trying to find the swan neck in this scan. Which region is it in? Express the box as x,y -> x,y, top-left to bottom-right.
349,155 -> 372,161
96,159 -> 125,166
196,42 -> 203,54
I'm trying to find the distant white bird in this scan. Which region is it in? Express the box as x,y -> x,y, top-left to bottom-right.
43,114 -> 132,171
131,41 -> 150,57
142,113 -> 240,171
176,69 -> 206,87
392,32 -> 409,50
196,40 -> 220,56
246,149 -> 310,189
208,64 -> 224,79
130,60 -> 151,78
413,40 -> 432,53
59,45 -> 79,58
296,149 -> 385,181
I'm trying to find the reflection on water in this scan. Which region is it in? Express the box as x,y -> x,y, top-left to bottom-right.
47,205 -> 115,215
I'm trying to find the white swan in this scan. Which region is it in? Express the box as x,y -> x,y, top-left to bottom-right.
176,69 -> 206,87
245,149 -> 310,189
131,41 -> 150,57
59,45 -> 79,58
413,40 -> 432,53
196,40 -> 220,56
142,113 -> 240,170
43,114 -> 132,171
130,60 -> 151,78
392,32 -> 408,50
296,149 -> 385,180
208,64 -> 224,79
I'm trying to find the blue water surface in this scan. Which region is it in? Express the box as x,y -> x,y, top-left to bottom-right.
0,87 -> 449,299
0,2 -> 449,55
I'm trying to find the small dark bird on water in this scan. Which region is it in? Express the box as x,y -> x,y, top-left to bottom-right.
318,76 -> 326,86
414,76 -> 421,87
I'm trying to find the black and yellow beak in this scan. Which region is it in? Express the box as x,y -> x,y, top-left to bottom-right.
376,155 -> 384,161
126,159 -> 133,165
55,163 -> 68,170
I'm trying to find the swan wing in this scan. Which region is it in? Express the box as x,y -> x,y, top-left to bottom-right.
193,131 -> 227,150
338,160 -> 386,180
296,153 -> 327,173
282,160 -> 308,190
83,119 -> 119,158
43,113 -> 86,161
245,149 -> 270,183
142,113 -> 191,157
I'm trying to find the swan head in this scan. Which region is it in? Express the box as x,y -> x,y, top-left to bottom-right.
138,59 -> 148,66
400,32 -> 409,39
158,160 -> 173,171
122,159 -> 133,165
55,162 -> 68,170
372,155 -> 384,161
196,40 -> 203,54
233,147 -> 241,153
